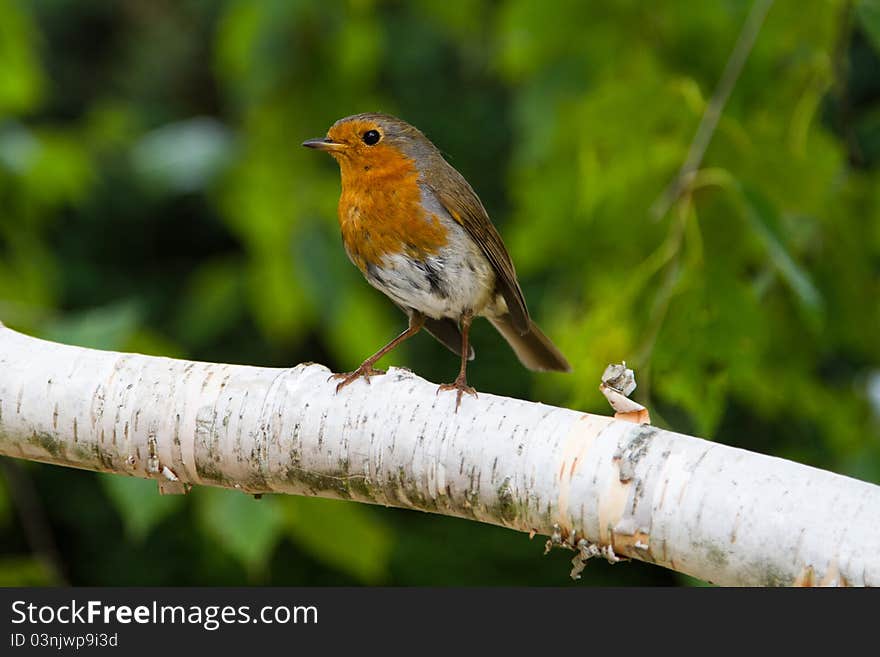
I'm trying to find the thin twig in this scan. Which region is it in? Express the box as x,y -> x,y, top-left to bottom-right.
651,0 -> 774,218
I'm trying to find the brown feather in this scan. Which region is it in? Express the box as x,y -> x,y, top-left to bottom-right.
490,314 -> 571,372
425,167 -> 531,334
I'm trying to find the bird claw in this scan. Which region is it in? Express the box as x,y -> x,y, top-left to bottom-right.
330,365 -> 386,393
436,378 -> 477,412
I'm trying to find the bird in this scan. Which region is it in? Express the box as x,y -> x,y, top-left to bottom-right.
302,113 -> 571,408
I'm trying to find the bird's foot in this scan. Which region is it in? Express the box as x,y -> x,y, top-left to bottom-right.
330,364 -> 386,393
436,376 -> 477,412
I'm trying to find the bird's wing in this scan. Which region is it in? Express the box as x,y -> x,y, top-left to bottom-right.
426,168 -> 530,334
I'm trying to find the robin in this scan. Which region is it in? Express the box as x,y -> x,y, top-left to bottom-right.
303,113 -> 571,408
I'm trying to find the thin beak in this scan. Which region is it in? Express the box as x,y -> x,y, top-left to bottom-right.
302,137 -> 346,153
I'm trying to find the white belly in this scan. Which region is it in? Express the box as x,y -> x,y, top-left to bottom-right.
363,223 -> 496,319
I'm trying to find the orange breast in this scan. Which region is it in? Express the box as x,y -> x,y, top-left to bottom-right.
337,146 -> 448,272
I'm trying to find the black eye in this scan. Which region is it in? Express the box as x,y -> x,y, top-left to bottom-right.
362,129 -> 381,145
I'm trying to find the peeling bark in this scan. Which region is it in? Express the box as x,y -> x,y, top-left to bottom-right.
0,325 -> 878,586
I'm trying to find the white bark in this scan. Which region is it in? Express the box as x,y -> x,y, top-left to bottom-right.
0,324 -> 877,586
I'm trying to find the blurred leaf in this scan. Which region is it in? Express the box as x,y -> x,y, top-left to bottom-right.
215,0 -> 264,92
658,364 -> 730,438
215,0 -> 310,102
101,474 -> 184,542
131,117 -> 235,194
0,556 -> 53,586
247,254 -> 311,344
197,487 -> 284,574
854,105 -> 880,165
84,101 -> 141,152
125,329 -> 186,359
282,496 -> 391,584
0,121 -> 39,173
738,185 -> 823,315
0,238 -> 56,324
0,0 -> 45,114
415,0 -> 487,42
857,0 -> 880,53
336,15 -> 384,85
40,301 -> 142,350
869,371 -> 880,418
174,258 -> 244,347
22,130 -> 95,207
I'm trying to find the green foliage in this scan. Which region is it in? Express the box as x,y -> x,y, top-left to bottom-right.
196,487 -> 285,577
131,118 -> 236,195
858,0 -> 880,52
0,0 -> 44,114
283,497 -> 391,584
0,556 -> 53,586
42,301 -> 142,351
101,475 -> 185,542
0,0 -> 878,585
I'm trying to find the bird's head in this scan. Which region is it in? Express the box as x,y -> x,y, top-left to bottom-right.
302,113 -> 439,179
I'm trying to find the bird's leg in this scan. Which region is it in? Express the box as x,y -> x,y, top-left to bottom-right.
331,312 -> 425,393
437,312 -> 478,411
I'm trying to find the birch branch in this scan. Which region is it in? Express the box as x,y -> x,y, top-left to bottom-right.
0,324 -> 877,586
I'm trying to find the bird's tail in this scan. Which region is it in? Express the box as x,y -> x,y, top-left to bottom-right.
489,314 -> 571,372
